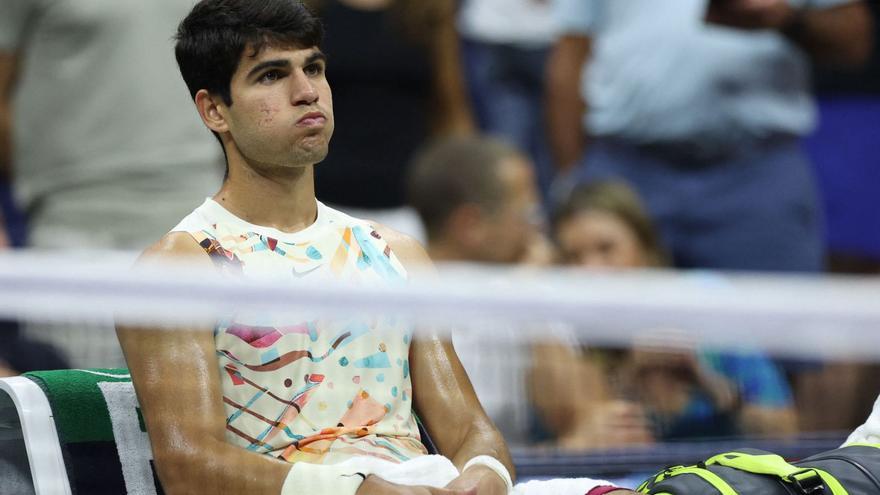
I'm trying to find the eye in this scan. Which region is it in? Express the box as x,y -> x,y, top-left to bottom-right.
304,62 -> 325,77
259,70 -> 282,84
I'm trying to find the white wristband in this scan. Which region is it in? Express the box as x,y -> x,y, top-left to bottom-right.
463,455 -> 514,493
281,461 -> 371,495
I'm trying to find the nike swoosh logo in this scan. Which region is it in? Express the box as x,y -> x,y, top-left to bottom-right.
292,265 -> 322,278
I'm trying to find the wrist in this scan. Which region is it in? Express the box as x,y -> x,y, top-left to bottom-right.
463,455 -> 513,493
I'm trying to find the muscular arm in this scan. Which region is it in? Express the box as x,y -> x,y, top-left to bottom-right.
117,234 -> 293,494
545,35 -> 591,173
378,226 -> 513,493
787,2 -> 873,68
707,0 -> 873,67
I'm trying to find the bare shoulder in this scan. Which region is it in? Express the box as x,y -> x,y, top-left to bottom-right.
138,232 -> 211,267
371,222 -> 434,273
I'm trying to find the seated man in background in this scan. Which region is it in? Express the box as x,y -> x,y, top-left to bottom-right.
118,1 -> 632,494
406,135 -> 555,447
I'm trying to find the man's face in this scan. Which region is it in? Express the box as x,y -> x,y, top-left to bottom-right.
220,44 -> 334,169
480,156 -> 544,263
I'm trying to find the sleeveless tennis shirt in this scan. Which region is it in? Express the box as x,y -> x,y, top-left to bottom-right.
171,198 -> 427,465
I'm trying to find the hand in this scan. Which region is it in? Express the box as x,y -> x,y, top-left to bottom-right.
630,330 -> 739,413
356,475 -> 478,495
630,347 -> 700,380
559,400 -> 655,450
630,329 -> 700,378
445,465 -> 508,495
705,0 -> 797,30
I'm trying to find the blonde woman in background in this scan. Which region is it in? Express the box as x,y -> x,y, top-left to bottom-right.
531,181 -> 798,450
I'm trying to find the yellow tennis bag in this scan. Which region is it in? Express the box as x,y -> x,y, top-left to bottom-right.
637,444 -> 880,494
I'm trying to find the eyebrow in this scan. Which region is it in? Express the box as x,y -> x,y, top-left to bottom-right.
246,59 -> 291,81
304,51 -> 327,67
245,50 -> 327,81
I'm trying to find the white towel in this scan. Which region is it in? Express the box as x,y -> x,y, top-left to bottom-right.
339,454 -> 613,494
845,394 -> 880,446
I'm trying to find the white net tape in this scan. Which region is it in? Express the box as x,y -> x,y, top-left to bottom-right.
1,251 -> 879,360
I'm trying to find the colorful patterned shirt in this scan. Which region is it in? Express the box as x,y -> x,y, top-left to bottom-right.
171,198 -> 427,465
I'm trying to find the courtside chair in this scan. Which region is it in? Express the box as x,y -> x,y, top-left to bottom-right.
0,369 -> 439,495
0,369 -> 163,495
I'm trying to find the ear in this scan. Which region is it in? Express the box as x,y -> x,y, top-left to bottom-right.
194,89 -> 230,134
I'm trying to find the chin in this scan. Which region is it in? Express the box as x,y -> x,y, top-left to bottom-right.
292,144 -> 329,166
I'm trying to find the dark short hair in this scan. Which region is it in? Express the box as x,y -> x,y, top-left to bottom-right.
175,0 -> 324,106
406,136 -> 520,240
554,181 -> 668,266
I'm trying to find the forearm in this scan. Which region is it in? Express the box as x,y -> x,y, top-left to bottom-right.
430,14 -> 476,135
154,436 -> 292,494
545,36 -> 590,172
530,343 -> 607,437
784,2 -> 873,67
410,336 -> 514,480
694,367 -> 739,413
447,417 -> 512,472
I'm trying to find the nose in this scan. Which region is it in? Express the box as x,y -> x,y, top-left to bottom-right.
291,73 -> 319,106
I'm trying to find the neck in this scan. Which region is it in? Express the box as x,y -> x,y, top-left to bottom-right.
214,152 -> 318,234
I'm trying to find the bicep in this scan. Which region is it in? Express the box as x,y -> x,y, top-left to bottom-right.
116,233 -> 300,493
119,235 -> 229,458
117,324 -> 227,458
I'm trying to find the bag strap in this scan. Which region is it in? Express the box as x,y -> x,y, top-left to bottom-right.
706,451 -> 847,495
636,465 -> 738,495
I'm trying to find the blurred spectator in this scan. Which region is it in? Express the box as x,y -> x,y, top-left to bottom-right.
531,182 -> 797,449
408,135 -> 551,265
407,135 -> 554,444
553,182 -> 666,269
307,0 -> 474,241
807,0 -> 880,273
458,0 -> 556,201
546,0 -> 873,272
800,3 -> 880,428
1,0 -> 224,367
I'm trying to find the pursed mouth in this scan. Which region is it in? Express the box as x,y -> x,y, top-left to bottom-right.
297,112 -> 326,126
